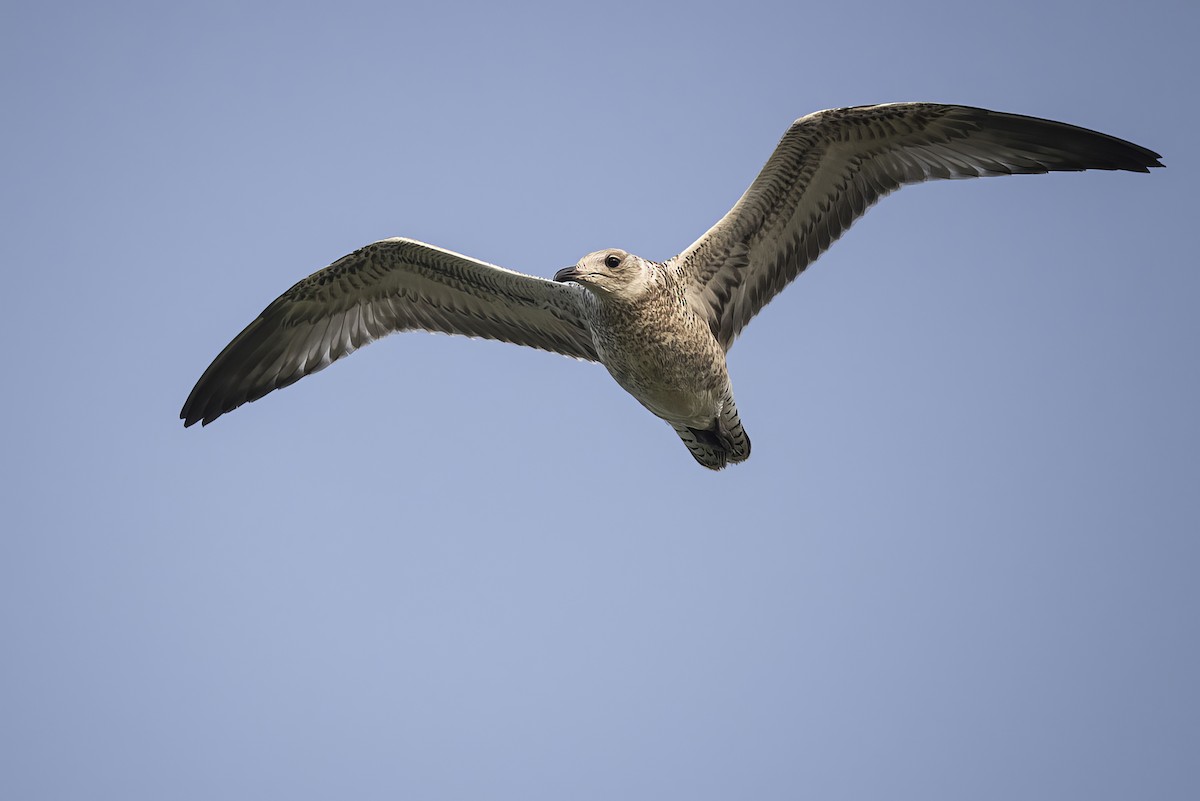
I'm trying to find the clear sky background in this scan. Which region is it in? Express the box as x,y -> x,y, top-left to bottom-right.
3,1 -> 1196,799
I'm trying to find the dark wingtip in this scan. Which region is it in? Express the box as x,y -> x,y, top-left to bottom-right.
967,106 -> 1165,174
180,400 -> 231,428
180,392 -> 227,428
1124,148 -> 1164,172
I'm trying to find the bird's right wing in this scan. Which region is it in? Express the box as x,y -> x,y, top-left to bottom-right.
181,237 -> 597,426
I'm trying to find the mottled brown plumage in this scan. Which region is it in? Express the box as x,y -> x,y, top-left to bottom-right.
182,103 -> 1162,469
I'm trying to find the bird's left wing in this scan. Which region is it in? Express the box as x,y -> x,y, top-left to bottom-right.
181,237 -> 597,426
675,103 -> 1163,350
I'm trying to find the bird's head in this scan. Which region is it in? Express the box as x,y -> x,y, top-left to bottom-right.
554,250 -> 655,298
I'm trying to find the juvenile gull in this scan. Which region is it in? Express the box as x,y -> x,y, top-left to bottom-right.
181,103 -> 1162,469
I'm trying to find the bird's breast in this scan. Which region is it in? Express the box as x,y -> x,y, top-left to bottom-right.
588,299 -> 729,425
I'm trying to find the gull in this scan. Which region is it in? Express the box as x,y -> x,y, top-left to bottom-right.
181,103 -> 1162,469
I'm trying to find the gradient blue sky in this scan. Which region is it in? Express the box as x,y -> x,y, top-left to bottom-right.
3,1 -> 1197,799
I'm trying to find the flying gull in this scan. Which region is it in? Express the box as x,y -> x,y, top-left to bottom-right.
181,103 -> 1162,469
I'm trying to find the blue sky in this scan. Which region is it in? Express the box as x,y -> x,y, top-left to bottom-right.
3,1 -> 1197,799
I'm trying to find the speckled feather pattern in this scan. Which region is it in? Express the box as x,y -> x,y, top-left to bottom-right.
180,239 -> 597,427
182,103 -> 1162,469
583,266 -> 725,417
677,103 -> 1162,350
571,261 -> 751,468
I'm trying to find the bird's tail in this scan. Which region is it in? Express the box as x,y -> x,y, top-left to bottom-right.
672,399 -> 751,470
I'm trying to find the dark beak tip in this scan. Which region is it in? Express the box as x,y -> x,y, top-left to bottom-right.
553,267 -> 578,283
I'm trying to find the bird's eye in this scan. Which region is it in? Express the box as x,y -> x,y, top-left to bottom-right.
604,255 -> 621,269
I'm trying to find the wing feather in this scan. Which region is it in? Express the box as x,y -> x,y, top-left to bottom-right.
676,103 -> 1163,349
181,237 -> 596,426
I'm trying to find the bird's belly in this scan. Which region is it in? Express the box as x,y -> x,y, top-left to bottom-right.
586,294 -> 731,427
627,383 -> 721,427
597,341 -> 725,427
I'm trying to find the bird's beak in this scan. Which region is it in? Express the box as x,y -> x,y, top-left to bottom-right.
554,265 -> 582,283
